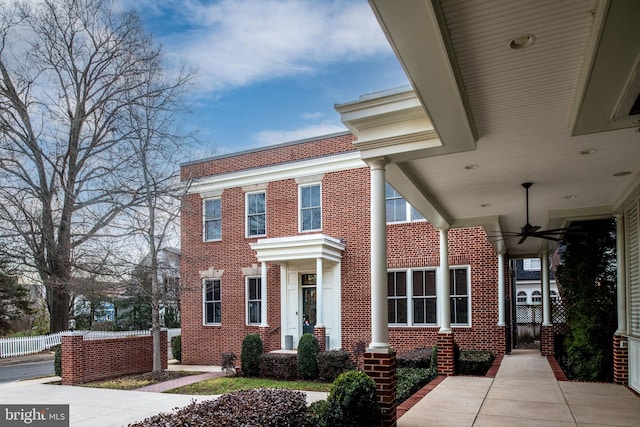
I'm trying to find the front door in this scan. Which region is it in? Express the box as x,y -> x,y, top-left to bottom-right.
302,274 -> 316,335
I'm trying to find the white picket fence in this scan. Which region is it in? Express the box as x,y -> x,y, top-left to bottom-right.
0,328 -> 180,358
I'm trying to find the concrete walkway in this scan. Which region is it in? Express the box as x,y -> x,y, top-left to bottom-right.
398,349 -> 640,427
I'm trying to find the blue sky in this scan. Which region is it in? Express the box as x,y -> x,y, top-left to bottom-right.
127,0 -> 409,158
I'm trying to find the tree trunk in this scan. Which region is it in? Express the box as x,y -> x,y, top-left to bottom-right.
46,285 -> 70,333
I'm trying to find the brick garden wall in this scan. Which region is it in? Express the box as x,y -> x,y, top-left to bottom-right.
61,331 -> 167,385
180,133 -> 505,366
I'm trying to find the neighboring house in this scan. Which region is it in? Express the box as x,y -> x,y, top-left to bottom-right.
513,258 -> 561,341
180,132 -> 505,365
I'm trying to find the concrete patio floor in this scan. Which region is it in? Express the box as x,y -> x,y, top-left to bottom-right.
398,349 -> 640,427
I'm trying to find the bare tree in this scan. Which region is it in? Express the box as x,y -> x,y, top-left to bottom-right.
0,0 -> 189,332
121,66 -> 194,372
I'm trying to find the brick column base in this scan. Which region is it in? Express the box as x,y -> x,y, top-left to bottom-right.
160,329 -> 168,369
541,325 -> 554,356
613,334 -> 628,385
314,326 -> 326,352
364,351 -> 397,427
437,332 -> 455,376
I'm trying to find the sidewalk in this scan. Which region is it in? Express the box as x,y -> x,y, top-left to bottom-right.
398,349 -> 640,427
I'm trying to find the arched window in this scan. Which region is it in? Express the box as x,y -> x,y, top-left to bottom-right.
516,291 -> 527,304
531,290 -> 542,304
550,290 -> 559,301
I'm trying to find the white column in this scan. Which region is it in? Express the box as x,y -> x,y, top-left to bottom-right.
438,228 -> 451,333
616,214 -> 627,334
260,262 -> 268,327
541,251 -> 552,326
316,257 -> 324,327
498,252 -> 506,326
368,158 -> 391,352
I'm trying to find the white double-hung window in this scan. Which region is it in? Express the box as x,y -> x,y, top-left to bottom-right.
300,183 -> 321,232
246,191 -> 266,237
203,198 -> 221,241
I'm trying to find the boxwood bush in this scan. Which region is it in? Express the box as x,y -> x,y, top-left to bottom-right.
240,334 -> 263,377
457,350 -> 495,376
128,388 -> 311,427
259,353 -> 298,380
170,335 -> 181,362
316,350 -> 355,382
297,333 -> 320,380
321,370 -> 380,427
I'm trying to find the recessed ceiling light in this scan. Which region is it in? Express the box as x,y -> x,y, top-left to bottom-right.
465,164 -> 479,170
565,195 -> 577,200
508,34 -> 535,50
613,171 -> 632,177
580,149 -> 597,155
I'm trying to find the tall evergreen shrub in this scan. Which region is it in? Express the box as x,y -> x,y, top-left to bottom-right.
556,219 -> 616,381
297,333 -> 319,380
241,334 -> 263,377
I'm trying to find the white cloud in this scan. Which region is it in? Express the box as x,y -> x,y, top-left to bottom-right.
252,121 -> 347,147
140,0 -> 393,92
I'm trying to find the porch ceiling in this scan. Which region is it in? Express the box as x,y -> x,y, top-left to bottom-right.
361,0 -> 640,257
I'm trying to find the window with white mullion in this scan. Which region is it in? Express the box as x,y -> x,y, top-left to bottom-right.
300,183 -> 321,232
203,198 -> 221,241
412,269 -> 437,325
246,277 -> 262,325
387,271 -> 407,324
246,191 -> 266,237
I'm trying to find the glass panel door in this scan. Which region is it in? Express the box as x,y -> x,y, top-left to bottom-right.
302,274 -> 316,335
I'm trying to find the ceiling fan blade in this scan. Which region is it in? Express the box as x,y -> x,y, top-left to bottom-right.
517,234 -> 529,244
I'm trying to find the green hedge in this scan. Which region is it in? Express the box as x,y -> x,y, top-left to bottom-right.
457,350 -> 495,376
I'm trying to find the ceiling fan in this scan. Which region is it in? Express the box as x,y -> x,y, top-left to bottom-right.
501,182 -> 573,244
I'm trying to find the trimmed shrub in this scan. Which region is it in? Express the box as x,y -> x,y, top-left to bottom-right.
396,367 -> 436,404
317,350 -> 355,382
221,352 -> 236,374
128,388 -> 312,427
397,347 -> 432,368
297,333 -> 319,380
322,371 -> 380,427
171,335 -> 181,362
54,345 -> 61,377
457,350 -> 495,376
240,334 -> 263,377
259,353 -> 298,380
307,399 -> 328,426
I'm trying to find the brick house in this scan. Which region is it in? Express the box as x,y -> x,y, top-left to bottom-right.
180,131 -> 505,366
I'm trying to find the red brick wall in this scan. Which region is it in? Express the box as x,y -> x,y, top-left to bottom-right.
61,331 -> 167,385
180,134 -> 505,365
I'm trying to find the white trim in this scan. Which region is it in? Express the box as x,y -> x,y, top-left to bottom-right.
251,234 -> 345,264
387,267 -> 438,327
188,152 -> 364,195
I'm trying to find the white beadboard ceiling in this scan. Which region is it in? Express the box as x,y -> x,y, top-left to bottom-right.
368,0 -> 640,257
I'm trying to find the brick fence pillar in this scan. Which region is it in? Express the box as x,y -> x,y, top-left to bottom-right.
314,326 -> 326,352
364,351 -> 397,427
541,325 -> 554,356
613,334 -> 628,385
61,332 -> 85,385
437,332 -> 455,376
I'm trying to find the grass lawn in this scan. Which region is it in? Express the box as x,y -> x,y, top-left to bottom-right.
165,376 -> 332,395
82,371 -> 203,391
